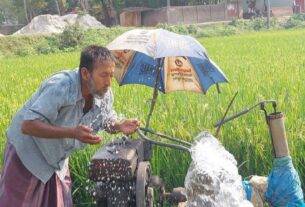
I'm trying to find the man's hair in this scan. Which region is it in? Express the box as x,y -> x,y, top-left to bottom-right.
79,45 -> 114,72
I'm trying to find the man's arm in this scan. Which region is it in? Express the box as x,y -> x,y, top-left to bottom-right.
21,120 -> 101,144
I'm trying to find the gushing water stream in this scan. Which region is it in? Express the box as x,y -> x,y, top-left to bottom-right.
185,132 -> 253,207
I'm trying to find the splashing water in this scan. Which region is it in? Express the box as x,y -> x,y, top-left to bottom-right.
185,132 -> 253,207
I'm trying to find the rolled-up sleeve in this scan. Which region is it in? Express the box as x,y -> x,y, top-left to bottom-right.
23,77 -> 70,124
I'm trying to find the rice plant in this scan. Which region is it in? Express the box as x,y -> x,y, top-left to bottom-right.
0,28 -> 304,205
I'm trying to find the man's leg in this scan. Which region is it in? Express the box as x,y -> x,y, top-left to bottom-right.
0,143 -> 73,207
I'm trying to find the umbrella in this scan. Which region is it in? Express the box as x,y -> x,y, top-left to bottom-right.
107,28 -> 228,129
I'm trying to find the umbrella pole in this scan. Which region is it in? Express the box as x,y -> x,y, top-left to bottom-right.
145,58 -> 164,132
145,85 -> 159,131
143,58 -> 163,160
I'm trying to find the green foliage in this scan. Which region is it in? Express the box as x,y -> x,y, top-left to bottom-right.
284,14 -> 305,29
251,18 -> 266,30
0,0 -> 25,24
0,50 -> 4,59
0,26 -> 130,58
270,17 -> 279,28
156,23 -> 199,35
291,13 -> 305,21
31,0 -> 48,14
35,38 -> 59,54
229,17 -> 279,31
81,26 -> 129,46
229,18 -> 248,28
112,0 -> 125,11
0,35 -> 46,57
173,24 -> 189,34
196,25 -> 238,37
59,25 -> 85,49
186,24 -> 199,35
155,17 -> 284,39
15,46 -> 36,56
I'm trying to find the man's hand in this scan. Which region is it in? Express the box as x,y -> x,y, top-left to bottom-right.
73,125 -> 102,144
117,119 -> 140,135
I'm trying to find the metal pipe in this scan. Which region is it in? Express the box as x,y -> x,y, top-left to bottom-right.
214,100 -> 277,127
137,129 -> 190,152
267,112 -> 289,158
140,127 -> 192,147
215,108 -> 251,127
215,91 -> 238,137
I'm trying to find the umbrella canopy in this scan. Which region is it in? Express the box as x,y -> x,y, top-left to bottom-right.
107,28 -> 228,129
107,29 -> 228,94
107,28 -> 206,59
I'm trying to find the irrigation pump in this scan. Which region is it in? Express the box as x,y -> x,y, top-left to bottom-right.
88,128 -> 190,206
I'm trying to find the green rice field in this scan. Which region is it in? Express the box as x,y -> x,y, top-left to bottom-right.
0,28 -> 305,205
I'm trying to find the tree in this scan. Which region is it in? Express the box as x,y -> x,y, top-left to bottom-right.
0,0 -> 27,24
54,0 -> 61,15
0,9 -> 6,24
57,0 -> 66,15
100,0 -> 118,26
23,0 -> 29,22
79,0 -> 90,12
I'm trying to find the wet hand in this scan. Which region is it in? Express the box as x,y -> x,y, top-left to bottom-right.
118,119 -> 140,135
73,125 -> 102,144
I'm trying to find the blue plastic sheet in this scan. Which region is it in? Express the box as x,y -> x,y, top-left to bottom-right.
242,180 -> 253,201
242,156 -> 305,206
265,156 -> 305,207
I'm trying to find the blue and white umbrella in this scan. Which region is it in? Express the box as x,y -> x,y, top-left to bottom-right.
107,28 -> 228,127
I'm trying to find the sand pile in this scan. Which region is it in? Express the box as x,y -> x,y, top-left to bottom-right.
14,14 -> 105,35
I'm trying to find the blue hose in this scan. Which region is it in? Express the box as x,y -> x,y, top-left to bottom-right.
265,156 -> 305,207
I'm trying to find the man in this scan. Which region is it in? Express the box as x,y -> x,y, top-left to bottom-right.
0,45 -> 140,206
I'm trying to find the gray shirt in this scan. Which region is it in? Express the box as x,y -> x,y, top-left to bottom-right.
6,69 -> 118,183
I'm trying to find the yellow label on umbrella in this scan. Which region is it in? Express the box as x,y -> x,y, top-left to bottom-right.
113,50 -> 135,83
164,57 -> 202,93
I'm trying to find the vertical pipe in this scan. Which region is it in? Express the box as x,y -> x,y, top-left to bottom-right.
267,112 -> 289,158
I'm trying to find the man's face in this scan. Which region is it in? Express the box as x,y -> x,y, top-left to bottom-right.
88,60 -> 115,98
